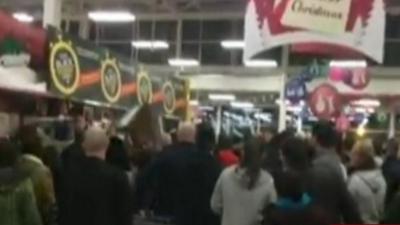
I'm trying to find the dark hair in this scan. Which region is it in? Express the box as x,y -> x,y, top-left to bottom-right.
17,125 -> 44,159
281,137 -> 311,171
217,134 -> 233,150
0,140 -> 19,168
196,122 -> 216,153
312,120 -> 337,148
241,138 -> 263,190
386,138 -> 399,157
275,170 -> 305,201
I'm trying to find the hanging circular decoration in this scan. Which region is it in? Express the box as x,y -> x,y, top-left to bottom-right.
137,70 -> 153,105
100,56 -> 122,103
343,68 -> 370,90
309,83 -> 342,119
49,36 -> 80,95
163,82 -> 176,114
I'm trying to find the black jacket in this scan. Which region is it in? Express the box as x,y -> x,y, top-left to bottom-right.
59,156 -> 131,225
308,151 -> 362,224
144,142 -> 221,225
264,203 -> 331,225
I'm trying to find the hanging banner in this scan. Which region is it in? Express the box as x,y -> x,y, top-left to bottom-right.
245,0 -> 385,63
281,0 -> 352,34
47,28 -> 188,118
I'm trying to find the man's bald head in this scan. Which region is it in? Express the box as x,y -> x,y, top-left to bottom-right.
82,126 -> 109,159
177,122 -> 196,144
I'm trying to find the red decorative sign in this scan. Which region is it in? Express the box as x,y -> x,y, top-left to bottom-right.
336,114 -> 350,132
344,68 -> 370,90
309,83 -> 342,119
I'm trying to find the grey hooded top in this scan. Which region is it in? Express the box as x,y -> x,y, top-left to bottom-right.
211,166 -> 277,225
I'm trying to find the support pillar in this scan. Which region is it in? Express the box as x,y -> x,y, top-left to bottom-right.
43,0 -> 62,29
278,46 -> 290,132
388,109 -> 396,139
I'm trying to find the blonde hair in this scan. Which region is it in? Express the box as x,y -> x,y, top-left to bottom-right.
352,139 -> 375,157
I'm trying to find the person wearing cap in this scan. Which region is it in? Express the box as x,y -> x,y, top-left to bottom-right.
348,139 -> 386,224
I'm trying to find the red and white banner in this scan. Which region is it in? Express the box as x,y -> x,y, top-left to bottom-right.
244,0 -> 386,63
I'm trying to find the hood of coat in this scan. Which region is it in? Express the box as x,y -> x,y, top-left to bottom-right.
233,166 -> 272,189
353,169 -> 384,193
0,167 -> 27,192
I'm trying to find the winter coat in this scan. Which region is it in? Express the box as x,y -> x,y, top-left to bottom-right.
144,142 -> 221,225
382,156 -> 400,206
263,199 -> 331,225
0,167 -> 42,225
211,166 -> 277,225
17,154 -> 56,224
310,149 -> 362,224
59,156 -> 132,225
383,191 -> 400,223
348,169 -> 386,224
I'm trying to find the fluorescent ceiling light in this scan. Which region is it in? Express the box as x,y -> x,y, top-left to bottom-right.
132,40 -> 169,49
330,60 -> 367,68
231,101 -> 254,108
221,40 -> 245,49
351,99 -> 381,107
275,99 -> 290,105
244,59 -> 278,68
88,11 -> 135,23
13,12 -> 34,23
168,58 -> 199,67
189,100 -> 199,106
208,94 -> 236,101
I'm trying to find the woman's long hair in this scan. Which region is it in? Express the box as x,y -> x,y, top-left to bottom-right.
240,138 -> 263,190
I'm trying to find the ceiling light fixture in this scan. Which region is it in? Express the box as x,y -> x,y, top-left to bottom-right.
230,101 -> 255,108
189,100 -> 199,106
132,40 -> 169,49
351,99 -> 381,107
330,60 -> 367,68
208,94 -> 236,101
13,12 -> 34,23
168,58 -> 199,67
244,59 -> 278,68
221,40 -> 245,49
88,11 -> 135,23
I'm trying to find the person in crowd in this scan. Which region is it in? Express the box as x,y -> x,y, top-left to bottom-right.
347,139 -> 386,224
60,115 -> 87,170
310,121 -> 362,223
59,126 -> 131,225
382,138 -> 400,206
144,122 -> 220,225
106,123 -> 131,172
0,139 -> 42,225
161,132 -> 173,150
217,134 -> 239,167
263,170 -> 331,225
211,138 -> 277,225
383,192 -> 400,223
263,129 -> 295,178
17,125 -> 56,225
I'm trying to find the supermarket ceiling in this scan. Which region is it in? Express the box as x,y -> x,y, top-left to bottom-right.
0,0 -> 244,14
1,0 -> 400,16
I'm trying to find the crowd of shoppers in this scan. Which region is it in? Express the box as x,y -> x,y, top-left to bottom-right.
2,115 -> 400,225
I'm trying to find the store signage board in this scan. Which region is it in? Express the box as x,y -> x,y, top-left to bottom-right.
245,0 -> 385,63
281,0 -> 351,34
47,27 -> 188,118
